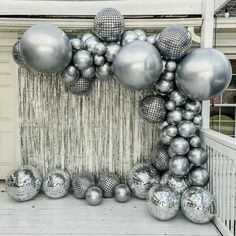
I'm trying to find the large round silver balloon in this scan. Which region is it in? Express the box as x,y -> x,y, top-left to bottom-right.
85,186 -> 103,206
127,164 -> 160,199
188,147 -> 208,166
181,187 -> 216,224
177,121 -> 196,138
5,165 -> 42,202
20,24 -> 72,74
169,155 -> 190,178
114,184 -> 131,203
147,185 -> 180,221
113,40 -> 162,90
170,137 -> 190,155
176,48 -> 232,101
188,167 -> 209,187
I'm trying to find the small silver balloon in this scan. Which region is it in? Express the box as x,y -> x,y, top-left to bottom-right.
168,146 -> 176,158
188,167 -> 209,187
158,121 -> 169,130
105,43 -> 121,62
127,164 -> 160,199
42,169 -> 70,199
81,66 -> 95,79
147,185 -> 180,221
193,114 -> 203,125
177,121 -> 196,138
84,36 -> 99,53
73,50 -> 93,70
165,100 -> 176,111
167,110 -> 183,125
94,55 -> 105,66
155,79 -> 174,94
185,100 -> 202,114
81,33 -> 94,43
146,35 -> 156,45
70,78 -> 92,95
5,165 -> 42,202
85,186 -> 103,206
71,38 -> 83,50
170,137 -> 190,155
12,41 -> 28,68
169,155 -> 190,178
169,90 -> 187,106
181,187 -> 217,224
166,125 -> 178,137
134,29 -> 147,41
161,72 -> 175,81
159,128 -> 173,145
189,135 -> 201,148
183,110 -> 195,120
166,60 -> 177,72
188,147 -> 208,166
60,65 -> 79,85
121,31 -> 138,46
96,63 -> 111,79
94,42 -> 106,56
114,184 -> 131,203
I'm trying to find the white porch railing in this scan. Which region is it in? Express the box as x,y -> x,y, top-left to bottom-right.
201,129 -> 236,236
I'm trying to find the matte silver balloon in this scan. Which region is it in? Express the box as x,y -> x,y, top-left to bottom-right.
189,135 -> 201,148
166,125 -> 178,137
183,110 -> 195,120
42,169 -> 70,199
170,137 -> 190,155
96,63 -> 111,79
168,146 -> 176,158
81,66 -> 95,79
161,72 -> 175,81
94,55 -> 105,66
165,100 -> 176,111
181,187 -> 216,223
159,127 -> 172,145
114,184 -> 131,203
188,167 -> 209,187
166,60 -> 177,72
85,186 -> 103,206
84,36 -> 100,53
105,43 -> 121,62
185,100 -> 201,114
113,40 -> 162,90
81,33 -> 94,43
94,42 -> 106,56
121,31 -> 138,46
71,38 -> 83,50
60,65 -> 79,85
169,155 -> 190,178
5,165 -> 42,202
167,110 -> 183,125
155,79 -> 174,94
147,35 -> 156,45
169,90 -> 187,106
193,114 -> 203,125
177,121 -> 196,138
147,185 -> 180,221
188,147 -> 208,166
176,48 -> 232,101
127,164 -> 160,199
73,50 -> 93,70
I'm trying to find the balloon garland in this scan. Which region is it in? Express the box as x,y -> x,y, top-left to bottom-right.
9,7 -> 232,224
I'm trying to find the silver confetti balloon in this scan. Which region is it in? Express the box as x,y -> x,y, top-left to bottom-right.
147,35 -> 156,45
159,127 -> 173,145
169,155 -> 190,178
113,40 -> 163,90
167,110 -> 183,125
81,66 -> 96,79
121,31 -> 138,46
189,136 -> 201,148
94,8 -> 125,42
12,41 -> 28,68
94,55 -> 105,66
157,26 -> 191,60
70,78 -> 92,95
177,121 -> 196,138
60,65 -> 79,85
85,186 -> 103,206
188,147 -> 208,166
105,42 -> 121,62
147,185 -> 180,221
139,95 -> 166,123
42,169 -> 70,199
94,42 -> 106,56
20,24 -> 72,74
183,110 -> 195,120
181,187 -> 216,224
127,164 -> 160,199
114,184 -> 131,203
169,90 -> 187,106
188,167 -> 209,187
73,50 -> 93,70
170,137 -> 190,155
155,79 -> 174,94
166,60 -> 177,72
5,165 -> 42,202
71,38 -> 83,50
185,100 -> 201,114
165,100 -> 176,111
166,125 -> 178,137
161,72 -> 175,81
84,36 -> 99,53
96,63 -> 111,79
176,48 -> 232,101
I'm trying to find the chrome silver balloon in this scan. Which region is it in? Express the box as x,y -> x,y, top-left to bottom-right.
189,136 -> 201,148
169,155 -> 190,178
134,29 -> 146,38
170,137 -> 190,155
84,36 -> 99,53
105,42 -> 121,62
193,114 -> 203,125
127,164 -> 160,199
20,24 -> 72,74
167,110 -> 183,125
73,50 -> 93,71
121,31 -> 138,46
5,165 -> 42,202
96,63 -> 111,79
147,185 -> 180,221
166,60 -> 177,72
114,184 -> 131,203
85,186 -> 103,206
81,66 -> 96,79
181,187 -> 216,224
176,48 -> 232,101
94,42 -> 106,56
81,33 -> 94,43
94,55 -> 105,66
155,79 -> 174,94
188,147 -> 208,166
166,125 -> 178,137
165,100 -> 176,111
177,121 -> 196,138
60,65 -> 79,85
147,35 -> 156,45
161,72 -> 175,81
71,38 -> 83,50
188,167 -> 209,187
158,121 -> 169,130
185,100 -> 201,114
183,110 -> 195,120
168,146 -> 176,158
159,128 -> 173,145
169,90 -> 187,106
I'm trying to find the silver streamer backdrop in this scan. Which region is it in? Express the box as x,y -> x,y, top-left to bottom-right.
18,68 -> 159,177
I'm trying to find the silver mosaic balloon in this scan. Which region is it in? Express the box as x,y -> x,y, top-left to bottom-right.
121,31 -> 138,46
147,35 -> 156,45
185,100 -> 201,115
94,42 -> 106,56
147,185 -> 180,221
20,24 -> 72,74
155,79 -> 174,94
170,137 -> 190,155
94,8 -> 125,42
60,65 -> 79,85
71,38 -> 83,50
188,167 -> 209,187
73,50 -> 93,70
105,42 -> 121,62
177,121 -> 196,138
188,147 -> 208,166
183,110 -> 195,120
94,55 -> 105,66
166,125 -> 178,137
12,41 -> 28,68
169,90 -> 187,106
71,173 -> 95,199
157,26 -> 191,60
85,186 -> 103,206
42,169 -> 70,199
96,63 -> 111,79
127,164 -> 160,199
165,100 -> 176,111
97,173 -> 120,198
114,184 -> 131,203
166,60 -> 177,72
189,136 -> 201,148
169,155 -> 190,178
159,128 -> 173,145
70,78 -> 92,95
81,66 -> 96,79
139,95 -> 166,123
167,110 -> 183,125
5,165 -> 42,202
181,187 -> 216,224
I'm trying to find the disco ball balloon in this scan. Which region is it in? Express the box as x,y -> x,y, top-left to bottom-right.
127,164 -> 160,199
169,155 -> 190,178
5,165 -> 42,202
42,169 -> 70,199
170,137 -> 190,156
157,26 -> 191,60
12,41 -> 28,68
177,121 -> 196,138
85,186 -> 103,206
147,185 -> 180,221
181,187 -> 216,224
188,147 -> 208,166
139,95 -> 166,123
176,48 -> 232,101
94,8 -> 125,42
188,167 -> 209,187
70,78 -> 92,95
20,24 -> 72,74
113,40 -> 163,90
114,184 -> 131,203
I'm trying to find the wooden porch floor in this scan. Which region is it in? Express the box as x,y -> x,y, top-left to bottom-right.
0,191 -> 220,236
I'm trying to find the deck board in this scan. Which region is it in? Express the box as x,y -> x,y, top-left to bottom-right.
0,192 -> 220,236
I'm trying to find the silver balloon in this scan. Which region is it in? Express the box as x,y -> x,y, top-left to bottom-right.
188,167 -> 209,187
81,33 -> 94,43
169,155 -> 190,178
85,186 -> 103,206
159,128 -> 173,145
166,60 -> 177,72
166,125 -> 178,137
20,23 -> 72,74
12,41 -> 28,68
170,137 -> 190,155
168,146 -> 177,158
158,121 -> 169,130
127,164 -> 160,199
185,100 -> 201,114
165,100 -> 176,111
114,184 -> 131,203
146,35 -> 156,45
189,136 -> 201,148
84,36 -> 99,53
134,29 -> 146,38
183,110 -> 195,120
60,65 -> 79,85
71,38 -> 83,50
105,43 -> 121,62
42,169 -> 70,199
155,79 -> 174,94
70,78 -> 92,95
94,55 -> 105,66
147,185 -> 180,220
193,114 -> 203,125
167,110 -> 183,125
96,63 -> 111,79
81,66 -> 95,79
176,48 -> 232,101
5,165 -> 42,202
161,72 -> 175,81
181,187 -> 216,223
188,147 -> 208,166
121,31 -> 138,46
73,50 -> 93,70
177,121 -> 196,138
113,41 -> 162,90
94,42 -> 106,56
169,90 -> 187,106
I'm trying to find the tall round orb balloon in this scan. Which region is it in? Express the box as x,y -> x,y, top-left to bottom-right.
181,187 -> 217,224
188,167 -> 209,187
85,186 -> 103,206
169,155 -> 190,178
127,164 -> 160,199
147,185 -> 180,221
188,147 -> 208,166
113,40 -> 163,90
5,165 -> 42,202
20,24 -> 72,74
114,184 -> 131,203
170,137 -> 190,155
176,48 -> 232,101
